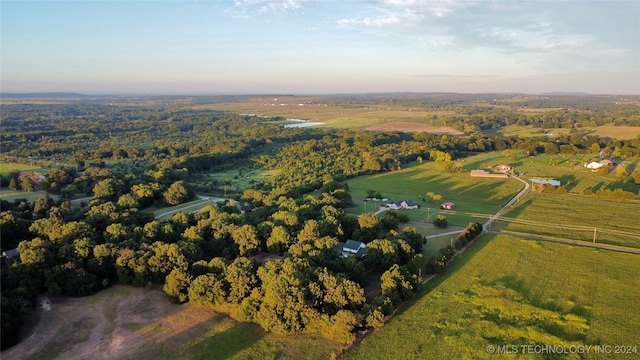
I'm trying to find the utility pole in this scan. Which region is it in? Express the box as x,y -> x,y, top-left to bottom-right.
593,227 -> 597,243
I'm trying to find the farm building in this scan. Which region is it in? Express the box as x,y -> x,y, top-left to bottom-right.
470,169 -> 508,178
386,200 -> 419,210
585,162 -> 604,169
339,240 -> 366,258
441,202 -> 455,209
19,171 -> 45,183
496,164 -> 513,171
599,159 -> 615,168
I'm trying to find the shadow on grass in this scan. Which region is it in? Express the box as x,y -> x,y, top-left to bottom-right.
185,320 -> 267,359
390,234 -> 495,318
557,174 -> 579,191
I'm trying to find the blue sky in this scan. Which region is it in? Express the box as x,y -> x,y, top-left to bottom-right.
2,0 -> 639,94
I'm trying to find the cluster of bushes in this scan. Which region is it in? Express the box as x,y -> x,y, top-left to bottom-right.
580,188 -> 636,199
531,183 -> 568,194
426,222 -> 484,274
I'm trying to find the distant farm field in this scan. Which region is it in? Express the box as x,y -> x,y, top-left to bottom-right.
191,97 -> 454,130
345,159 -> 524,226
346,234 -> 640,360
1,285 -> 341,360
495,124 -> 640,140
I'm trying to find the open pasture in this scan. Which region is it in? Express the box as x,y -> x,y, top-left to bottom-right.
495,192 -> 640,248
346,159 -> 524,227
346,234 -> 640,359
462,151 -> 640,196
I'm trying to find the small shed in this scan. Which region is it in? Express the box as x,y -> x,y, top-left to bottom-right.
496,164 -> 513,172
441,202 -> 455,210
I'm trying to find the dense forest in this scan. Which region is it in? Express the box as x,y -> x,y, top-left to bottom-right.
2,96 -> 640,349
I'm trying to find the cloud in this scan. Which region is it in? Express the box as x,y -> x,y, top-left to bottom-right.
228,0 -> 304,18
335,0 -> 636,56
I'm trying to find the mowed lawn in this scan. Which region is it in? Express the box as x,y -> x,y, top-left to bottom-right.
0,188 -> 55,203
346,160 -> 524,226
0,162 -> 47,177
346,234 -> 640,360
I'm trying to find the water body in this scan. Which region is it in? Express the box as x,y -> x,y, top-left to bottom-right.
284,118 -> 325,128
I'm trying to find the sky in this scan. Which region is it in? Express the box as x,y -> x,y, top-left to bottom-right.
1,0 -> 639,95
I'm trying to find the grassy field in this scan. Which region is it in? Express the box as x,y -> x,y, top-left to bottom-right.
496,124 -> 640,140
191,97 -> 454,129
0,162 -> 48,177
346,159 -> 525,227
346,234 -> 640,360
0,188 -> 54,203
494,192 -> 640,248
460,151 -> 640,196
194,167 -> 276,194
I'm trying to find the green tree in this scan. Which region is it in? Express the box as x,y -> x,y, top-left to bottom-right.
365,239 -> 399,271
19,176 -> 34,192
164,181 -> 194,206
163,268 -> 193,303
433,214 -> 448,228
381,264 -> 416,300
225,257 -> 258,304
267,225 -> 291,254
232,224 -> 260,256
189,273 -> 228,306
8,177 -> 18,190
92,178 -> 123,199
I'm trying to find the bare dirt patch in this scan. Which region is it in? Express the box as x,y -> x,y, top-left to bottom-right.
364,122 -> 464,134
0,285 -> 221,360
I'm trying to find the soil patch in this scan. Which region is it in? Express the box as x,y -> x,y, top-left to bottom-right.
0,285 -> 220,360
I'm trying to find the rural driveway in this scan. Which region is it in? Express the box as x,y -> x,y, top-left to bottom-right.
154,195 -> 226,220
483,173 -> 529,230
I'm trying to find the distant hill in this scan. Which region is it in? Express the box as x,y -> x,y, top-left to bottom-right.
539,92 -> 591,96
0,92 -> 90,98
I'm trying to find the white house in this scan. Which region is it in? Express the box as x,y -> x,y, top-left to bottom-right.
386,200 -> 419,210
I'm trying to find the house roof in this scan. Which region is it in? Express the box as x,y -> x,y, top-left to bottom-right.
2,249 -> 19,258
344,239 -> 365,251
442,202 -> 455,206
